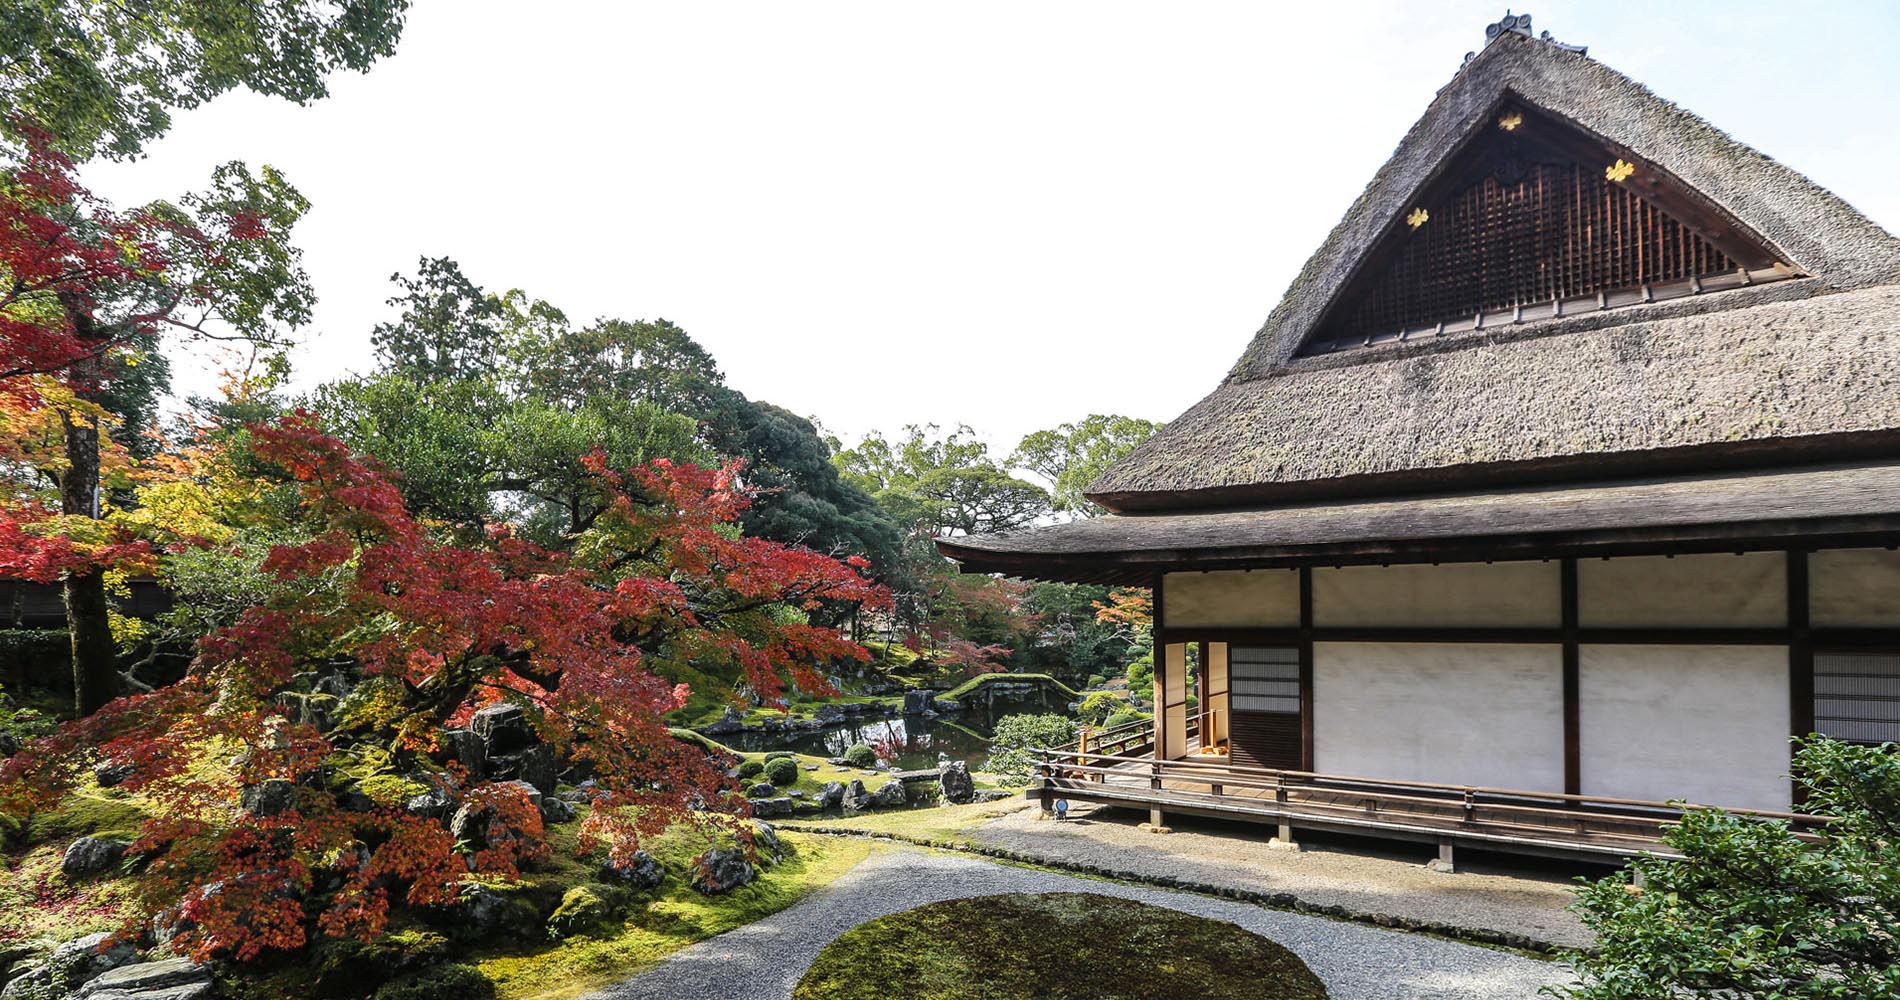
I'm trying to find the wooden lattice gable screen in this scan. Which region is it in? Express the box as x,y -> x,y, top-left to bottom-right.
1301,100 -> 1794,355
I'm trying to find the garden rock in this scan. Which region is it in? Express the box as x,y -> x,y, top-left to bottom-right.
470,703 -> 534,753
61,837 -> 131,878
870,780 -> 908,809
440,728 -> 487,773
91,762 -> 134,788
818,781 -> 845,809
486,744 -> 556,797
702,706 -> 746,735
599,850 -> 664,890
812,703 -> 845,724
902,689 -> 935,715
973,789 -> 1012,803
937,761 -> 975,805
498,779 -> 542,808
403,783 -> 455,819
546,884 -> 628,939
456,885 -> 540,940
750,819 -> 783,860
746,782 -> 777,799
751,797 -> 792,818
539,797 -> 576,824
840,779 -> 872,811
1,932 -> 137,1000
239,778 -> 296,817
689,849 -> 755,895
73,957 -> 211,1000
449,794 -> 535,854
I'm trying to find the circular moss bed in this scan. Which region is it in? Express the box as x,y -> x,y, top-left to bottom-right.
792,892 -> 1329,1000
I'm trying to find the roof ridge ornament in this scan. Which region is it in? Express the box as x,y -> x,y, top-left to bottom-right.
1465,12 -> 1586,65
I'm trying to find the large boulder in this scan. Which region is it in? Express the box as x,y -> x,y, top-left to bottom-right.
1,932 -> 137,1000
840,779 -> 872,812
869,779 -> 908,809
470,703 -> 534,754
746,782 -> 777,799
546,884 -> 630,939
74,957 -> 211,1000
937,761 -> 975,805
901,689 -> 935,715
598,850 -> 664,891
817,781 -> 845,809
485,744 -> 556,798
61,836 -> 131,878
688,849 -> 755,895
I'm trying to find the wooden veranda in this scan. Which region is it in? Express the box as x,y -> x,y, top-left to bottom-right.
1029,719 -> 1832,865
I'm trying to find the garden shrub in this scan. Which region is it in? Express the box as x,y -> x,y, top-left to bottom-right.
842,743 -> 876,768
1085,673 -> 1107,690
763,756 -> 800,788
1075,690 -> 1122,726
1563,736 -> 1900,999
737,758 -> 764,779
763,750 -> 796,764
986,714 -> 1078,785
1101,711 -> 1150,732
374,964 -> 496,1000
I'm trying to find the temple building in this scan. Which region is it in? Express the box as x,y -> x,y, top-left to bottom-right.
938,15 -> 1900,860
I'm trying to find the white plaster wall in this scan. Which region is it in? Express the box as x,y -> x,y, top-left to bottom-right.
1162,570 -> 1300,628
1810,548 -> 1900,627
1312,562 -> 1560,628
1312,642 -> 1564,791
1159,643 -> 1188,759
1579,645 -> 1790,811
1578,552 -> 1786,628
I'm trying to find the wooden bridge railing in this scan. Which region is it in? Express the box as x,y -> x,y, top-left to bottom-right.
1053,714 -> 1196,761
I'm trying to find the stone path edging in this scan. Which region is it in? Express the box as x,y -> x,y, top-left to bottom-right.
776,823 -> 1576,955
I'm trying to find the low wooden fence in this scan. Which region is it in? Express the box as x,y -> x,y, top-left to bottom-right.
1028,739 -> 1833,861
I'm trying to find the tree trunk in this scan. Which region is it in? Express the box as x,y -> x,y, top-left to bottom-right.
60,410 -> 117,716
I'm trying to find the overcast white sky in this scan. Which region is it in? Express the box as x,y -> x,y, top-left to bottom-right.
82,1 -> 1900,455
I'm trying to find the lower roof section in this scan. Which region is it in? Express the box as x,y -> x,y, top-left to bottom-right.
937,460 -> 1900,585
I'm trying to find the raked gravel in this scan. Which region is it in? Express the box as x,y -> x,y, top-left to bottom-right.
584,846 -> 1572,1000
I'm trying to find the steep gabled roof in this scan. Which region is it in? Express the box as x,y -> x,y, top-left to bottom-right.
1087,27 -> 1900,513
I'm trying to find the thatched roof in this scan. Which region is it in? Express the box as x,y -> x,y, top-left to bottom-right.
1086,29 -> 1900,513
941,460 -> 1900,584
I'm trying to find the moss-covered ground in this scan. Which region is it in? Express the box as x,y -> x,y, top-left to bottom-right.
791,892 -> 1331,1000
1,779 -> 151,942
471,830 -> 875,1000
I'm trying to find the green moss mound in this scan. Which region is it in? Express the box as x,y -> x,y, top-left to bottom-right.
374,963 -> 495,1000
792,892 -> 1329,1000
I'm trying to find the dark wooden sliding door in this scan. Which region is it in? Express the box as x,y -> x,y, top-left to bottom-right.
1228,646 -> 1304,771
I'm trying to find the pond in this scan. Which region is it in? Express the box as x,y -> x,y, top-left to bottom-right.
719,689 -> 1072,772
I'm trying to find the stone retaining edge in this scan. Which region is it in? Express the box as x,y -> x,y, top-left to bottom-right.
775,823 -> 1580,957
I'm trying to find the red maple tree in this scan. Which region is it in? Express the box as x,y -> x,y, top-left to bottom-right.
0,414 -> 889,959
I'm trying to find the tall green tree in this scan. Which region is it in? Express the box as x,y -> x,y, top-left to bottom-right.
1011,414 -> 1161,516
1,0 -> 410,161
833,423 -> 1050,538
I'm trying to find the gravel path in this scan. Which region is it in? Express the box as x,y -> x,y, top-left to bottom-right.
586,846 -> 1571,1000
968,801 -> 1595,950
